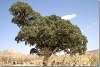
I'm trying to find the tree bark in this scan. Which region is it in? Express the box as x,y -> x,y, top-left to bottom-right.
43,55 -> 51,66
41,47 -> 52,66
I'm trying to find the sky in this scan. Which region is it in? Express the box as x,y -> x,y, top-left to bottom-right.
0,0 -> 99,54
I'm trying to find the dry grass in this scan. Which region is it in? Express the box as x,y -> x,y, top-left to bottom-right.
0,53 -> 99,66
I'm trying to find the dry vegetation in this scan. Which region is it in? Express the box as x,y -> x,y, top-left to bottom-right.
0,50 -> 99,66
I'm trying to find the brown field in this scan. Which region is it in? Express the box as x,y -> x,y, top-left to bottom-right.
0,49 -> 99,66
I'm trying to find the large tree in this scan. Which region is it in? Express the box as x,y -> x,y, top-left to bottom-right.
9,2 -> 88,66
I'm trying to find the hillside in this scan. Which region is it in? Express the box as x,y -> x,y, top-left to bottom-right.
86,49 -> 99,54
0,49 -> 24,57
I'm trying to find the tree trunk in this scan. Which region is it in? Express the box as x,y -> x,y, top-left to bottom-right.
43,55 -> 51,66
41,47 -> 52,66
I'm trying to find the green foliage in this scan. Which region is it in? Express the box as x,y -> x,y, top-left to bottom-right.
9,2 -> 88,56
9,2 -> 40,27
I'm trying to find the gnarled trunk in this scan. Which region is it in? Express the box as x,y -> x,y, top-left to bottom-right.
40,47 -> 52,66
43,54 -> 51,66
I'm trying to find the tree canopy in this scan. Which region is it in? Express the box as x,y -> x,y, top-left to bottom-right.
9,2 -> 88,66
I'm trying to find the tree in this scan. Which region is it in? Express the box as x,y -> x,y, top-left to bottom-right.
9,2 -> 88,66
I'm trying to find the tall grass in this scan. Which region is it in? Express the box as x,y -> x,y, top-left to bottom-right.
0,53 -> 99,66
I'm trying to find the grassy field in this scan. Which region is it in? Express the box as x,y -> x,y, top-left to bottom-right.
0,52 -> 99,66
